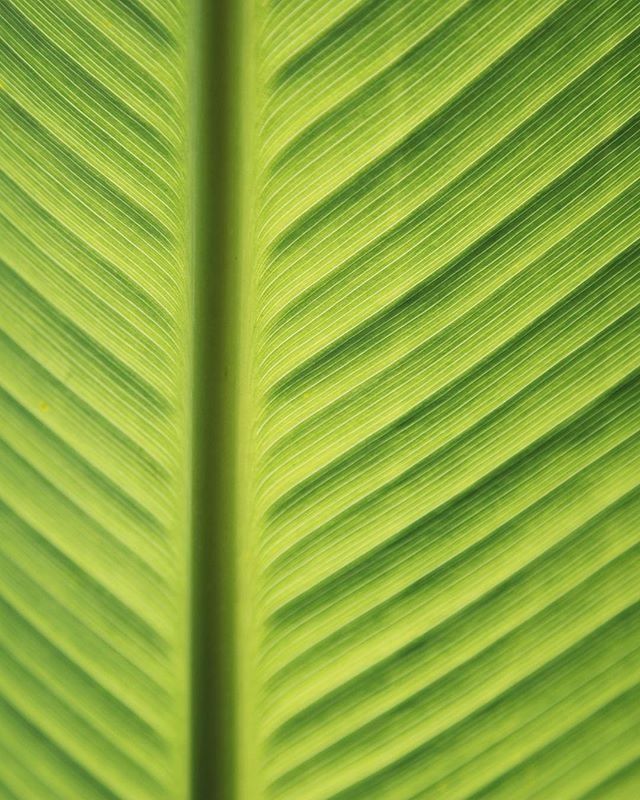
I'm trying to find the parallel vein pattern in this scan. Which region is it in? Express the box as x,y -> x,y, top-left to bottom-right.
248,1 -> 640,798
0,1 -> 191,799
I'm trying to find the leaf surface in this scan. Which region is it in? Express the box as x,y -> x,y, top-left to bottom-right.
243,1 -> 640,798
0,1 -> 191,798
1,1 -> 640,799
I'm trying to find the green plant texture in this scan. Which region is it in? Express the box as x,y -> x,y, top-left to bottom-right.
1,1 -> 639,799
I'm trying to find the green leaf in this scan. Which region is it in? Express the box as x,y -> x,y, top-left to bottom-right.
0,1 -> 191,799
242,0 -> 640,797
1,1 -> 640,799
